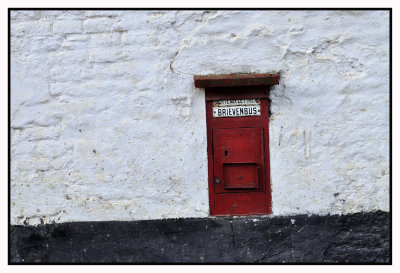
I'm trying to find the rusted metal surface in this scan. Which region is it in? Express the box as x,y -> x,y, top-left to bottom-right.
194,73 -> 279,88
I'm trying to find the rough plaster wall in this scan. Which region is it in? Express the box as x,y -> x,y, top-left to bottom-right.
10,10 -> 389,225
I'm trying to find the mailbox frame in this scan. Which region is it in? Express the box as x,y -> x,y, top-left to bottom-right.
195,73 -> 279,216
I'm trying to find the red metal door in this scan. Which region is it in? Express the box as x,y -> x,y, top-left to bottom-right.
213,127 -> 264,193
204,86 -> 272,216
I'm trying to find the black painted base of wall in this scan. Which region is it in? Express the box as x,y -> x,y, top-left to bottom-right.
10,211 -> 390,264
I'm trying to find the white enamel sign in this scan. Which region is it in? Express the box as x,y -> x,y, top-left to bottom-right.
212,99 -> 261,118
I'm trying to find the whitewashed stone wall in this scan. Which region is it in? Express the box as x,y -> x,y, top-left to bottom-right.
10,10 -> 389,225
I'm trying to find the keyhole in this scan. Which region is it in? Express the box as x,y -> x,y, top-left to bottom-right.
224,150 -> 228,156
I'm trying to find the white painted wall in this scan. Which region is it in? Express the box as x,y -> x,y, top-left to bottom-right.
10,10 -> 390,225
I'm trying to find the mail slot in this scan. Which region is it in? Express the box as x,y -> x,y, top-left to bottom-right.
195,73 -> 278,216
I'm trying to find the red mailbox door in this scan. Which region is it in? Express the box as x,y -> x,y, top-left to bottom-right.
213,127 -> 264,193
205,86 -> 272,216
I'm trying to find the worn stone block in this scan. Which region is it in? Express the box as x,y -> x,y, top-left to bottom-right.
11,20 -> 52,36
84,17 -> 116,33
53,20 -> 83,34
